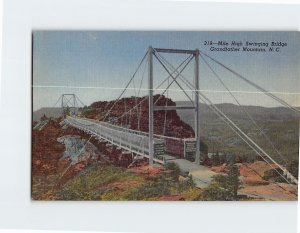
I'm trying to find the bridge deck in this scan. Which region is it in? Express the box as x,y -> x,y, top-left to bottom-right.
65,116 -> 165,164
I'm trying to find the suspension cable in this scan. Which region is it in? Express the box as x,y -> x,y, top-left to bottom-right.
177,71 -> 297,186
115,54 -> 194,121
198,91 -> 296,187
53,95 -> 62,108
153,50 -> 194,103
200,53 -> 289,166
102,51 -> 148,121
199,50 -> 300,115
158,54 -> 297,186
137,59 -> 147,130
74,94 -> 86,107
163,76 -> 169,135
153,52 -> 194,106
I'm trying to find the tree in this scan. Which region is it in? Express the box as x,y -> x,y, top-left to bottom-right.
201,164 -> 241,201
263,160 -> 298,183
288,160 -> 299,178
63,106 -> 70,117
211,152 -> 220,166
227,164 -> 241,200
164,162 -> 181,181
40,114 -> 48,121
201,176 -> 231,201
200,140 -> 208,154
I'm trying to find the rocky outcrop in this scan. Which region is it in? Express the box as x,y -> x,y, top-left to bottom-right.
32,120 -> 67,176
86,95 -> 207,158
32,119 -> 105,177
89,95 -> 195,138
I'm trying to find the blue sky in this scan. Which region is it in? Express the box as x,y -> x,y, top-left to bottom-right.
33,31 -> 300,110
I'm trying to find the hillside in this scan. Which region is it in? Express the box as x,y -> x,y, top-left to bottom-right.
176,101 -> 300,127
176,101 -> 299,165
32,107 -> 62,122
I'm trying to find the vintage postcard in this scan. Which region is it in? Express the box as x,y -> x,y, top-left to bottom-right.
32,31 -> 299,201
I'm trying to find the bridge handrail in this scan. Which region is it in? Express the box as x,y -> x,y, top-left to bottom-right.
66,117 -> 148,148
72,116 -> 184,141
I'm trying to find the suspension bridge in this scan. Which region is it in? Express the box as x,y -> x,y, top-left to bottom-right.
53,46 -> 299,188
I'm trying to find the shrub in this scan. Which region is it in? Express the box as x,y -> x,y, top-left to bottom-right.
164,162 -> 181,181
125,181 -> 171,200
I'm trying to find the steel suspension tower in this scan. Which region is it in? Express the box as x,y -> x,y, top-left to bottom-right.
147,46 -> 201,165
61,94 -> 76,117
148,47 -> 154,165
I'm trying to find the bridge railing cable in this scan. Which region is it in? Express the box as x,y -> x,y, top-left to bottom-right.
65,116 -> 165,164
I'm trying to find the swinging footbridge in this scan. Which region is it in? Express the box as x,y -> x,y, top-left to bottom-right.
54,47 -> 299,188
65,116 -> 175,164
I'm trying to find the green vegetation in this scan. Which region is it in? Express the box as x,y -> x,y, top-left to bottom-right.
79,106 -> 97,118
125,179 -> 171,200
201,164 -> 241,201
201,119 -> 299,165
126,163 -> 196,200
40,114 -> 48,121
263,159 -> 299,183
211,152 -> 220,166
59,163 -> 201,201
176,102 -> 299,165
164,162 -> 181,180
289,159 -> 299,178
263,168 -> 285,183
59,166 -> 143,200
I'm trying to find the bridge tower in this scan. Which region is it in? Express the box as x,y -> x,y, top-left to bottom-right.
61,94 -> 76,117
147,47 -> 201,165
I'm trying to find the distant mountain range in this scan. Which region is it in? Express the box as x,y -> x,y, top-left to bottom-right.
176,101 -> 299,129
33,102 -> 299,124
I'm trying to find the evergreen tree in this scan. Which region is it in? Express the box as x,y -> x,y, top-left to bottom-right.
40,114 -> 48,121
227,164 -> 241,200
211,151 -> 220,166
201,164 -> 241,201
288,160 -> 299,178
